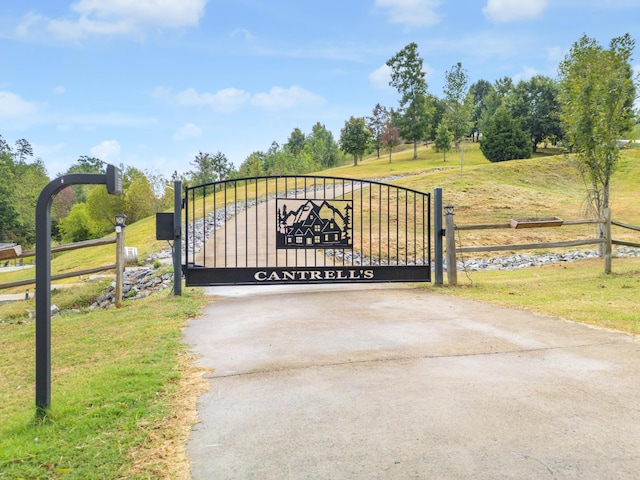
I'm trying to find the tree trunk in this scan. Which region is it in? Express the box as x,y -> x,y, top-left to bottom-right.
389,147 -> 393,163
413,140 -> 418,159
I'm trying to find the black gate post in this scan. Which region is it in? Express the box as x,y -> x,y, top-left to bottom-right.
434,187 -> 443,285
173,180 -> 182,296
35,166 -> 121,412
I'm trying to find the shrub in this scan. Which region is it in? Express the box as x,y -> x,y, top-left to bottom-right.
480,106 -> 532,162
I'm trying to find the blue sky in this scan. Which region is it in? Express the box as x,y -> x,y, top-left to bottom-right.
1,0 -> 639,179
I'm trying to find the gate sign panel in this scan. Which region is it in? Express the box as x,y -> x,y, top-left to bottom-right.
276,199 -> 352,250
183,175 -> 431,286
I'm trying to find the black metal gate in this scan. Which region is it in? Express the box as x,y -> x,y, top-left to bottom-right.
183,175 -> 431,286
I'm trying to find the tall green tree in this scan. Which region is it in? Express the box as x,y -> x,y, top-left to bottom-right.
303,122 -> 342,169
13,139 -> 33,164
494,76 -> 515,97
286,128 -> 306,157
85,166 -> 158,236
367,103 -> 390,159
238,151 -> 267,177
424,94 -> 447,142
189,151 -> 235,187
58,203 -> 100,243
339,116 -> 370,166
0,135 -> 11,155
480,106 -> 532,162
468,79 -> 495,141
510,75 -> 563,152
63,156 -> 106,204
380,121 -> 401,163
12,158 -> 50,245
443,62 -> 473,150
386,42 -> 431,159
0,152 -> 18,241
558,33 -> 637,219
434,123 -> 453,162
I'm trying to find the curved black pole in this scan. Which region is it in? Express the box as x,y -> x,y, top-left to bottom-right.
36,167 -> 120,411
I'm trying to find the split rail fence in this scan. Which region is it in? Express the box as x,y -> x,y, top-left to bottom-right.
444,207 -> 640,286
0,237 -> 116,290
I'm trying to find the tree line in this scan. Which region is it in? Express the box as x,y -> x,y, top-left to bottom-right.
0,142 -> 176,246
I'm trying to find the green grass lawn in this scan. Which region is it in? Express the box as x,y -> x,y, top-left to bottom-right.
438,255 -> 640,334
0,287 -> 208,479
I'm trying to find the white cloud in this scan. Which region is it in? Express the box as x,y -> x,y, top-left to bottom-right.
369,64 -> 392,89
250,86 -> 325,110
483,0 -> 547,23
176,87 -> 251,112
512,66 -> 540,84
375,0 -> 442,28
16,0 -> 207,41
53,86 -> 66,95
0,91 -> 39,118
155,85 -> 324,112
90,140 -> 121,163
230,28 -> 254,41
33,142 -> 66,158
547,46 -> 565,64
172,123 -> 202,141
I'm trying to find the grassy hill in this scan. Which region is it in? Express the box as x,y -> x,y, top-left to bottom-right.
326,142 -> 640,252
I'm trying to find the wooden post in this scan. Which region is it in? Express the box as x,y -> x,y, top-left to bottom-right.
444,205 -> 457,286
604,208 -> 612,274
115,214 -> 126,307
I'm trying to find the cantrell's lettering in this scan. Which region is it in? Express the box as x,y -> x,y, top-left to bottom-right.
254,269 -> 375,282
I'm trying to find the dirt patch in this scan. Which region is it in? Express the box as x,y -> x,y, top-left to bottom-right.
127,351 -> 210,479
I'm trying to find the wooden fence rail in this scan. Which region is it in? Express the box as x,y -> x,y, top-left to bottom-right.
0,265 -> 116,289
445,208 -> 640,285
0,237 -> 117,291
16,237 -> 116,259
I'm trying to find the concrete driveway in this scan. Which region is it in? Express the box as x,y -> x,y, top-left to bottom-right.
184,284 -> 640,479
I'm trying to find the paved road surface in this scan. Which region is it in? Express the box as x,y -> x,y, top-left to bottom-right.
184,284 -> 640,479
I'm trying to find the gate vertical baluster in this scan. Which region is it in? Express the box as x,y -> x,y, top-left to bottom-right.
428,194 -> 432,273
303,176 -> 308,267
245,180 -> 248,268
369,182 -> 373,265
266,178 -> 269,267
211,184 -> 218,268
422,195 -> 424,268
223,182 -> 228,268
234,181 -> 238,268
284,177 -> 288,268
413,192 -> 416,265
387,185 -> 391,264
192,188 -> 197,267
396,187 -> 399,265
255,179 -> 259,267
184,188 -> 189,267
184,187 -> 190,268
201,188 -> 206,267
378,184 -> 382,263
359,180 -> 363,267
